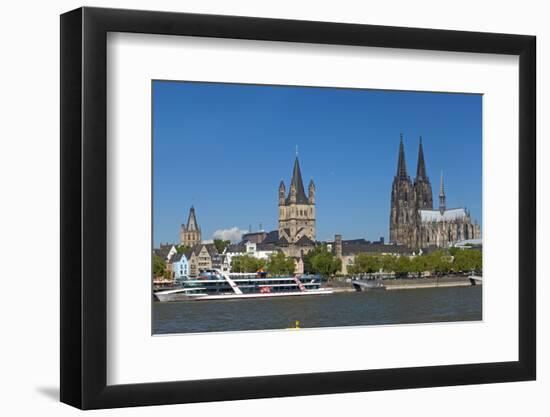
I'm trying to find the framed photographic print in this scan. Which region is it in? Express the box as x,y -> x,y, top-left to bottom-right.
60,6 -> 536,409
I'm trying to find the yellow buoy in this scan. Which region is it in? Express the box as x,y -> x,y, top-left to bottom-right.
286,320 -> 301,330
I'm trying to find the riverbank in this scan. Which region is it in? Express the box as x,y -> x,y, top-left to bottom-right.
327,275 -> 480,292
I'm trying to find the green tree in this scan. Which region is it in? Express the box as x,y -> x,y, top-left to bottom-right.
349,253 -> 367,275
246,256 -> 265,272
449,247 -> 460,257
176,244 -> 191,254
231,255 -> 265,273
213,239 -> 231,254
231,256 -> 243,273
471,249 -> 482,272
410,255 -> 427,277
153,254 -> 165,278
393,255 -> 411,277
452,249 -> 482,273
266,252 -> 296,276
302,245 -> 327,274
426,250 -> 452,275
350,253 -> 381,275
381,254 -> 397,273
303,245 -> 341,278
231,255 -> 264,273
366,254 -> 381,273
452,249 -> 472,272
311,250 -> 341,278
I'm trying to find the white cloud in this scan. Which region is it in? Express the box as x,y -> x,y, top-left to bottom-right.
212,227 -> 246,243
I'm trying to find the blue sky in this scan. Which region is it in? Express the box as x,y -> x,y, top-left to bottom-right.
153,81 -> 482,247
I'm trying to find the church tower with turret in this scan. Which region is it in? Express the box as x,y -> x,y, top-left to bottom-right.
180,206 -> 202,247
278,155 -> 316,244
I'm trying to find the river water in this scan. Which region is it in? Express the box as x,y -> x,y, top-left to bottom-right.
153,286 -> 482,334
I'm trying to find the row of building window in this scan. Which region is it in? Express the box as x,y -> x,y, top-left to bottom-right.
282,208 -> 314,217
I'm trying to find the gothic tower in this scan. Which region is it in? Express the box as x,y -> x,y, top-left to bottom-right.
390,135 -> 415,246
180,206 -> 202,247
413,137 -> 433,210
278,155 -> 316,244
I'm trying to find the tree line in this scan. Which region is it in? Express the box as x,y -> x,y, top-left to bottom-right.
231,252 -> 296,276
231,245 -> 342,278
348,248 -> 482,277
156,243 -> 481,280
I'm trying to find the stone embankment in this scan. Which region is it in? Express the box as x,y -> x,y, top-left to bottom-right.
382,276 -> 475,290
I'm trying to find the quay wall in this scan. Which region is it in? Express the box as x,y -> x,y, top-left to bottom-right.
383,276 -> 474,290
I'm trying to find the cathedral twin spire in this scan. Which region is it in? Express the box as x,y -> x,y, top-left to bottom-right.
396,134 -> 427,182
416,136 -> 427,180
396,134 -> 409,179
394,134 -> 450,213
391,134 -> 434,247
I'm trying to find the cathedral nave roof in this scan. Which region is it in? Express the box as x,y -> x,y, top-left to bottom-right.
419,208 -> 467,223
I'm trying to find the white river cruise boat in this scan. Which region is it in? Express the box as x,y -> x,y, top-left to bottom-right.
154,269 -> 332,302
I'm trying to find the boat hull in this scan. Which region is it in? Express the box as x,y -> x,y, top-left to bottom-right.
351,280 -> 385,291
154,291 -> 207,302
468,275 -> 483,286
154,272 -> 330,301
194,288 -> 333,301
155,288 -> 333,302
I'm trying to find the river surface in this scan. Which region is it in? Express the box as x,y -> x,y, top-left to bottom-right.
153,286 -> 482,334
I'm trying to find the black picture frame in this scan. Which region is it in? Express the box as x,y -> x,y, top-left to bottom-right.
60,6 -> 536,410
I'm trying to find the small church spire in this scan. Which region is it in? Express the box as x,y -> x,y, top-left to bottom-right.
186,206 -> 200,232
396,134 -> 408,178
180,205 -> 201,247
439,171 -> 446,213
416,136 -> 427,179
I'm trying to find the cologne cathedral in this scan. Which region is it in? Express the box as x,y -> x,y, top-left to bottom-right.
390,135 -> 481,249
